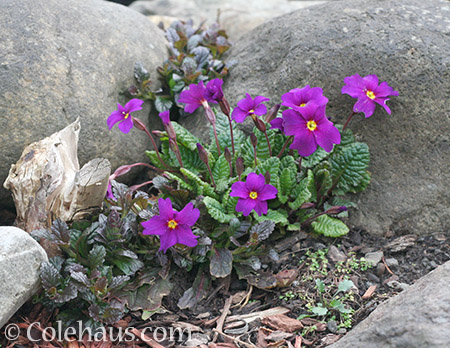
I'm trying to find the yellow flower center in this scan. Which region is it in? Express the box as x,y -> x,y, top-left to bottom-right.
122,112 -> 130,119
249,191 -> 258,200
366,90 -> 376,100
249,109 -> 255,114
300,103 -> 306,107
306,120 -> 317,132
167,219 -> 178,230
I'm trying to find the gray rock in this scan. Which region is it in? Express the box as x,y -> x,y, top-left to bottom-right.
364,251 -> 384,266
0,0 -> 168,209
327,261 -> 450,348
385,258 -> 399,268
328,245 -> 347,262
129,0 -> 325,40
0,226 -> 48,328
223,0 -> 450,236
386,280 -> 410,292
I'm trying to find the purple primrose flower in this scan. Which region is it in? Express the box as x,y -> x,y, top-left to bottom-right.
107,99 -> 144,134
178,81 -> 217,113
281,86 -> 328,112
141,198 -> 200,253
159,110 -> 170,125
341,74 -> 399,118
204,78 -> 224,102
283,105 -> 341,157
231,93 -> 270,123
230,173 -> 278,216
106,181 -> 116,201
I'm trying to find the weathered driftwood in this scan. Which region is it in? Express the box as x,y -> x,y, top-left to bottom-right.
3,119 -> 111,232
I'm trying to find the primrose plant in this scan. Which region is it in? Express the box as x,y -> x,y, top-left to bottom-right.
105,73 -> 397,307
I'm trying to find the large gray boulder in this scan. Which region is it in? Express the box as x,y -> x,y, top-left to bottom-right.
0,0 -> 168,209
327,260 -> 450,348
224,0 -> 450,236
0,227 -> 48,328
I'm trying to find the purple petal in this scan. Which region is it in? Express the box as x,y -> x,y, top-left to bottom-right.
184,102 -> 202,113
158,198 -> 174,220
142,216 -> 168,236
353,97 -> 376,118
253,104 -> 268,116
175,225 -> 199,247
231,108 -> 248,123
159,110 -> 170,125
125,98 -> 144,113
175,202 -> 200,226
270,118 -> 284,131
314,121 -> 341,152
281,90 -> 301,107
230,181 -> 250,199
159,229 -> 177,252
283,109 -> 306,136
107,111 -> 124,130
308,87 -> 329,106
363,74 -> 379,91
253,201 -> 268,216
116,103 -> 125,114
237,93 -> 254,112
257,184 -> 278,201
253,95 -> 270,105
245,173 -> 265,192
117,117 -> 134,133
290,129 -> 318,157
374,81 -> 399,98
236,198 -> 257,216
375,97 -> 392,114
342,74 -> 365,98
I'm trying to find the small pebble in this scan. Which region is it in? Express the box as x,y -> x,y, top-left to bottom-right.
430,260 -> 438,269
328,245 -> 347,262
364,251 -> 384,266
327,320 -> 338,333
386,280 -> 409,292
315,243 -> 327,250
385,258 -> 399,268
376,263 -> 386,277
367,272 -> 380,283
338,328 -> 347,335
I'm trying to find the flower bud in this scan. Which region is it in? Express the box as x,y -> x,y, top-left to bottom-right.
236,157 -> 244,177
250,133 -> 258,148
152,130 -> 165,138
265,104 -> 281,123
197,143 -> 209,164
113,164 -> 133,177
219,98 -> 231,117
132,117 -> 146,131
300,202 -> 316,209
253,116 -> 267,133
224,147 -> 232,164
203,103 -> 217,125
325,206 -> 348,214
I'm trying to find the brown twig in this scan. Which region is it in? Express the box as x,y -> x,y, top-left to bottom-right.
213,295 -> 233,342
212,329 -> 257,348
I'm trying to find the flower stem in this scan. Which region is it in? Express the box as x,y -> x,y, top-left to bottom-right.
277,136 -> 293,158
174,141 -> 184,168
301,211 -> 328,226
133,117 -> 170,170
205,162 -> 217,189
227,114 -> 236,155
212,122 -> 222,156
263,130 -> 272,156
342,111 -> 356,131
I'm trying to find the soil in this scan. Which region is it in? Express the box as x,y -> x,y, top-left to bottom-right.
1,226 -> 449,348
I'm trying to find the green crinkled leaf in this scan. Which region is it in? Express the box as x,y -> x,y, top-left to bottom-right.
254,209 -> 289,226
311,215 -> 349,237
241,127 -> 276,166
287,223 -> 301,231
203,196 -> 235,223
112,255 -> 144,276
180,167 -> 217,198
279,167 -> 296,204
212,153 -> 230,184
224,189 -> 239,215
330,142 -> 370,194
289,170 -> 314,209
256,157 -> 280,184
164,172 -> 194,191
302,148 -> 329,169
336,125 -> 355,147
209,247 -> 233,278
172,122 -> 203,151
145,150 -> 167,170
169,144 -> 206,173
210,111 -> 246,157
155,96 -> 173,113
315,162 -> 333,198
88,245 -> 106,268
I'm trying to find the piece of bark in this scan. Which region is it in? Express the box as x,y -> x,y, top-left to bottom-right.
4,119 -> 111,232
262,314 -> 303,333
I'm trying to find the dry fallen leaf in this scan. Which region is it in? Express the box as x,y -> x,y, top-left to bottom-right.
262,314 -> 303,333
362,284 -> 377,299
